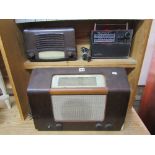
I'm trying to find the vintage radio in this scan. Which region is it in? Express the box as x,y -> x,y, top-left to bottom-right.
91,24 -> 133,58
27,67 -> 130,131
23,28 -> 77,61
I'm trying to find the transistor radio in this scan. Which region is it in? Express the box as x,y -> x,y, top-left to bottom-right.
23,28 -> 77,61
27,67 -> 130,131
91,23 -> 133,58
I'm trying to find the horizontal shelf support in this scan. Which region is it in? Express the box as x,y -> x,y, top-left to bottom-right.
24,57 -> 137,69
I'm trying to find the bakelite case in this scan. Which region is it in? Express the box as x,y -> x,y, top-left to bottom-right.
23,28 -> 77,61
27,67 -> 130,131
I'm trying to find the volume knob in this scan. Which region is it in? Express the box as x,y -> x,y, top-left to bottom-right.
105,123 -> 113,130
124,32 -> 130,39
55,123 -> 63,130
96,123 -> 103,130
27,52 -> 35,59
68,52 -> 74,59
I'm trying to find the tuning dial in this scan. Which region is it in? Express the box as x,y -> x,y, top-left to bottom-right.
96,123 -> 103,130
55,123 -> 63,130
124,32 -> 130,39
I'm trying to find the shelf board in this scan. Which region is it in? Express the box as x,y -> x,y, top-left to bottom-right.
24,57 -> 136,69
24,43 -> 137,69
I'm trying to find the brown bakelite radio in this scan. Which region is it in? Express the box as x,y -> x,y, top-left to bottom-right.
23,28 -> 77,61
27,67 -> 130,131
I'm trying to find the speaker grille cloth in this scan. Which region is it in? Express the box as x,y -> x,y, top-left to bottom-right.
51,95 -> 106,122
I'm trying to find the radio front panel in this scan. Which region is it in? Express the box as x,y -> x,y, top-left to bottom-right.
92,30 -> 133,44
27,67 -> 130,131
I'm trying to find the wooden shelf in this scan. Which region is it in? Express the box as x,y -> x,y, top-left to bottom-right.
24,57 -> 137,69
24,43 -> 137,69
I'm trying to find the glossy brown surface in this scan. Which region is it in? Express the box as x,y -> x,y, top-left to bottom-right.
23,28 -> 77,61
139,47 -> 155,134
27,67 -> 130,131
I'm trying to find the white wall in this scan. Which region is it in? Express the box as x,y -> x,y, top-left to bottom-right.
138,20 -> 155,85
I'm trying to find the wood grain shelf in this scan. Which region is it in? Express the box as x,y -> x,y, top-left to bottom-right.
24,57 -> 137,69
24,42 -> 137,69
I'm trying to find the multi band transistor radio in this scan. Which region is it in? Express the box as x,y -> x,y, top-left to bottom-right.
23,28 -> 77,61
27,67 -> 130,131
91,23 -> 133,58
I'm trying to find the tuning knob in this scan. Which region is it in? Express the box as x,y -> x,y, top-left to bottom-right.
68,52 -> 74,59
124,32 -> 130,39
27,52 -> 35,59
55,123 -> 63,130
96,123 -> 103,130
47,124 -> 52,129
105,123 -> 113,130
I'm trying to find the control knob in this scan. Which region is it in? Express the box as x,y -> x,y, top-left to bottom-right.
96,123 -> 103,130
55,123 -> 63,130
124,32 -> 131,39
105,123 -> 113,130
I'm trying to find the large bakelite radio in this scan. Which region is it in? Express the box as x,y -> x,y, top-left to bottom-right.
27,67 -> 130,131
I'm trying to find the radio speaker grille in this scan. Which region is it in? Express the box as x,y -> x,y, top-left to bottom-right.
51,95 -> 106,122
35,33 -> 65,51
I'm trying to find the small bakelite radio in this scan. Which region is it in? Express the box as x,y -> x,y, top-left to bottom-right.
27,67 -> 130,131
91,23 -> 133,58
23,28 -> 77,61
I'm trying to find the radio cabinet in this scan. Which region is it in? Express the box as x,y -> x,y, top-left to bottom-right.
27,67 -> 130,131
91,29 -> 133,59
23,28 -> 77,61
